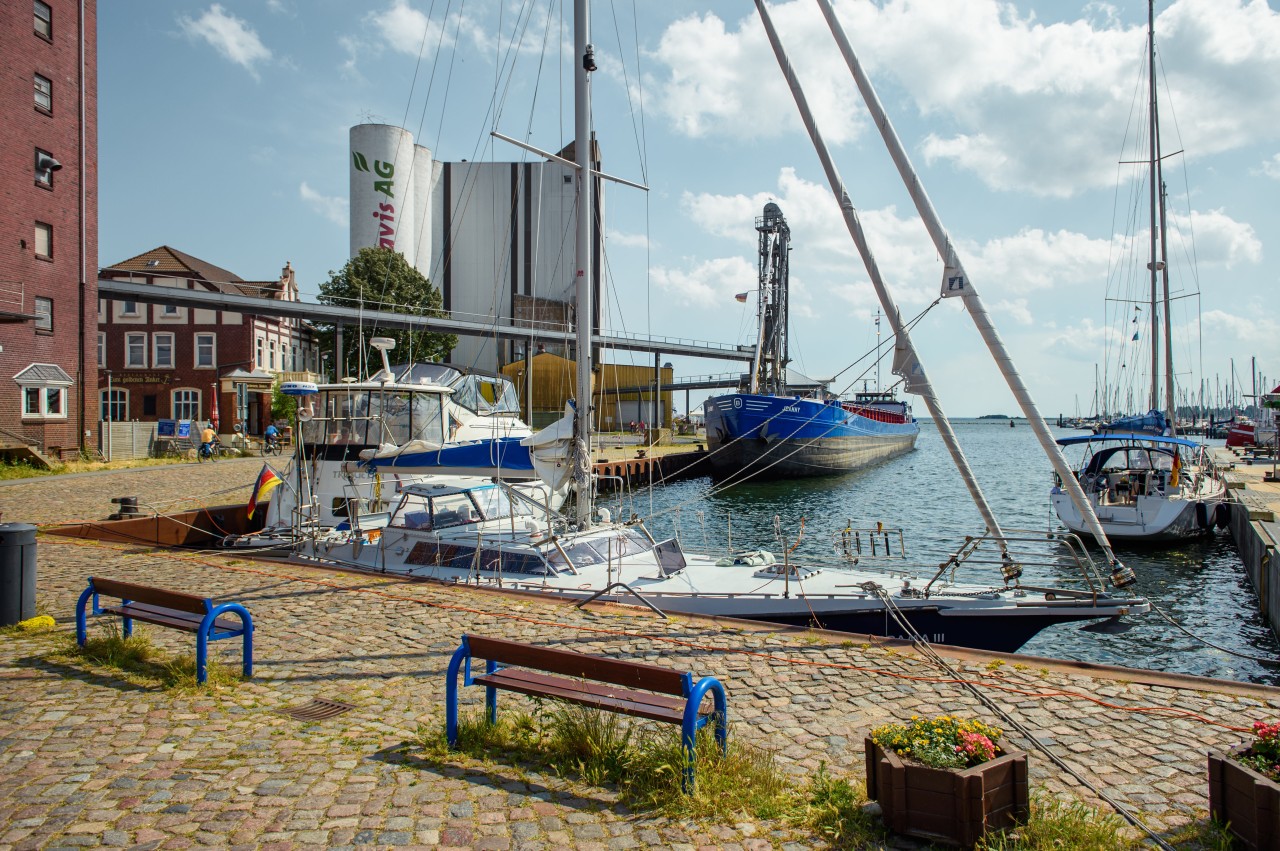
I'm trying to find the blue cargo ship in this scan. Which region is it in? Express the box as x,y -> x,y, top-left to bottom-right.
704,389 -> 919,479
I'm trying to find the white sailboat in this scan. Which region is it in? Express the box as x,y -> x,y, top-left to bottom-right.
1051,0 -> 1227,542
294,0 -> 1151,653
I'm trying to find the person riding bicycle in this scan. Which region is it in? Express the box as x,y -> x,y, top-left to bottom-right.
264,422 -> 280,450
199,423 -> 218,457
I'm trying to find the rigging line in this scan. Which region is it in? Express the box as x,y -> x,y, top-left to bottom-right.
605,0 -> 646,182
630,0 -> 649,182
1148,599 -> 1280,666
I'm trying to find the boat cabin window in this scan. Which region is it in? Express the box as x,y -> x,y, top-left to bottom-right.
301,388 -> 446,446
546,528 -> 654,569
428,494 -> 478,528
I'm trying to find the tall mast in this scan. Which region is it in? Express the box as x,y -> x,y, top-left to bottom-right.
1147,0 -> 1160,413
809,0 -> 1122,566
572,0 -> 595,528
754,0 -> 1011,557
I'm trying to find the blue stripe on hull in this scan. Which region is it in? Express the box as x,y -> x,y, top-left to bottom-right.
705,394 -> 919,478
753,609 -> 1096,653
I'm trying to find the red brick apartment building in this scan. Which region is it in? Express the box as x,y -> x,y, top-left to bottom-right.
0,0 -> 98,461
99,247 -> 321,437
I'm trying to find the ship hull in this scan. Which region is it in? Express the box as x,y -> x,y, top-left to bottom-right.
705,394 -> 918,479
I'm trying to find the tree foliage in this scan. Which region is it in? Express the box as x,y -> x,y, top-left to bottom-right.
314,247 -> 457,377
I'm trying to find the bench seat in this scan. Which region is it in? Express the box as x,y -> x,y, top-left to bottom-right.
446,634 -> 727,790
76,577 -> 254,685
471,668 -> 693,725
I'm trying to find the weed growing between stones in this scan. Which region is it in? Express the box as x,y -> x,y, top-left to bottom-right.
52,622 -> 243,692
1161,814 -> 1236,851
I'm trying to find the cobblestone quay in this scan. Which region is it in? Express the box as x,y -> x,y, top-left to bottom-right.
2,462 -> 1278,849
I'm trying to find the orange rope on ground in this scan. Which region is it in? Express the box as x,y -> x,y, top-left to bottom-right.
44,535 -> 1254,734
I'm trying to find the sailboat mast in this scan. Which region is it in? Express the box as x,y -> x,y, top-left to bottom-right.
1149,0 -> 1177,434
754,0 -> 1010,554
572,0 -> 595,528
1146,0 -> 1161,414
810,0 -> 1122,564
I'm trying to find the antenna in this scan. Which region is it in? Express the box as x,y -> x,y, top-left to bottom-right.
369,337 -> 396,381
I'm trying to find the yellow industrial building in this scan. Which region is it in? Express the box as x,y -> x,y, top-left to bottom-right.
501,352 -> 673,431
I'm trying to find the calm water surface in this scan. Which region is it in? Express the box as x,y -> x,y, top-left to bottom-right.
624,419 -> 1280,685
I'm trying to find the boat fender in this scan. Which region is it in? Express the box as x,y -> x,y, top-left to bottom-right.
1195,501 -> 1210,529
1214,503 -> 1232,530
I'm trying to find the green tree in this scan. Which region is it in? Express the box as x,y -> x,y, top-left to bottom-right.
314,247 -> 457,377
270,378 -> 296,424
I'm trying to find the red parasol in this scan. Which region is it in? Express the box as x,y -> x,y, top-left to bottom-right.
209,383 -> 220,432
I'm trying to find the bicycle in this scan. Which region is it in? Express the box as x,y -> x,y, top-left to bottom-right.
197,441 -> 220,463
262,435 -> 283,456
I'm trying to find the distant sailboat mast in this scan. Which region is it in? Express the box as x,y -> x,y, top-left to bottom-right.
1147,0 -> 1178,435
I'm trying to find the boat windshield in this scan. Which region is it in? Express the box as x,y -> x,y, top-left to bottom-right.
449,373 -> 521,416
546,528 -> 655,570
1091,446 -> 1175,474
469,485 -> 535,522
301,388 -> 446,446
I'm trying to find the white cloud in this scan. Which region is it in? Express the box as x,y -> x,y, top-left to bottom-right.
1167,209 -> 1262,269
607,230 -> 650,250
370,0 -> 439,56
178,4 -> 271,79
649,0 -> 1280,196
1265,154 -> 1280,179
652,256 -> 756,308
1202,308 -> 1280,347
300,182 -> 348,226
1042,318 -> 1124,361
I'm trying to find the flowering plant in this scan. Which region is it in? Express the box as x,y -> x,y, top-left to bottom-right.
1234,721 -> 1280,782
870,715 -> 1003,770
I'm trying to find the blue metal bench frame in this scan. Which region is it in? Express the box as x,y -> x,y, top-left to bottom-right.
75,576 -> 254,685
445,634 -> 728,790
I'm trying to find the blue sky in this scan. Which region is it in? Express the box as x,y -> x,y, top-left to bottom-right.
99,1 -> 1280,417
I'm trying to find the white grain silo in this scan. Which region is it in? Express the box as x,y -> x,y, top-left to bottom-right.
409,144 -> 435,278
349,124 -> 417,264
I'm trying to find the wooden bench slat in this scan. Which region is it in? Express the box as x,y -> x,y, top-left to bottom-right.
466,636 -> 686,695
92,578 -> 208,615
476,668 -> 697,715
472,669 -> 688,725
102,602 -> 241,633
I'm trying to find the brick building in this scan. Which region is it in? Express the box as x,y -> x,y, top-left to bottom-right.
99,247 -> 321,437
0,0 -> 98,460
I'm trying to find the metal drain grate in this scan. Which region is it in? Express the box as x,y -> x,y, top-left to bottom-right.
277,698 -> 356,721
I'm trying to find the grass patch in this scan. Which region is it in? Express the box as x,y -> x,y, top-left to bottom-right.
976,792 -> 1138,850
51,622 -> 244,692
417,701 -> 884,844
420,704 -> 1149,848
0,455 -> 196,480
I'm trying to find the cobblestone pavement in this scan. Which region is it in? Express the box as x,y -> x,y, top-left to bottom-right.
2,463 -> 1279,849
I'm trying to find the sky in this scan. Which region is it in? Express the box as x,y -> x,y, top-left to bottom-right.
98,0 -> 1280,418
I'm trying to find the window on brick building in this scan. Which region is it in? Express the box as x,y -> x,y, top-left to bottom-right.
35,1 -> 52,39
153,333 -> 174,368
121,300 -> 138,316
34,222 -> 52,258
35,149 -> 56,187
101,389 -> 127,422
34,296 -> 52,332
15,363 -> 71,420
34,74 -> 52,112
172,389 -> 201,421
256,337 -> 264,368
269,339 -> 276,370
126,333 -> 146,368
97,333 -> 105,367
195,334 -> 216,368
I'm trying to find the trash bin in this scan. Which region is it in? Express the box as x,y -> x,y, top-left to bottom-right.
0,523 -> 37,627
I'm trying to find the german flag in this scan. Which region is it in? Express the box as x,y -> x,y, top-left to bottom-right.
247,464 -> 284,518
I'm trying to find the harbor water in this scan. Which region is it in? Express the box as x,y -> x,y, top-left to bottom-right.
628,418 -> 1280,685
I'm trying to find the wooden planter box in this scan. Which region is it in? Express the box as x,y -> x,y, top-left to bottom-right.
865,737 -> 1029,847
1209,749 -> 1280,850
